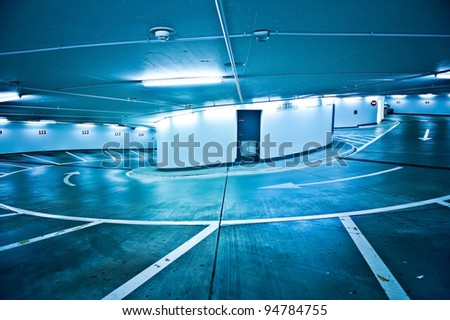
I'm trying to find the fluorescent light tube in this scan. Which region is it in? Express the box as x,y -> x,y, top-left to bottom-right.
0,92 -> 20,102
142,77 -> 223,87
436,72 -> 450,79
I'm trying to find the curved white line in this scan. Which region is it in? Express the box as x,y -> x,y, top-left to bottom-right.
1,194 -> 449,227
354,121 -> 400,153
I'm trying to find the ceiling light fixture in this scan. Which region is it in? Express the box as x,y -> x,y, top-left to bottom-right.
436,71 -> 450,79
0,92 -> 20,102
149,27 -> 176,42
253,29 -> 270,42
142,77 -> 223,87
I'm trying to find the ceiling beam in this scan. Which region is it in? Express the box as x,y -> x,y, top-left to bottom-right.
215,0 -> 244,103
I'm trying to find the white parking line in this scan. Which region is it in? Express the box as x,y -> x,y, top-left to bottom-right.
0,212 -> 18,218
335,135 -> 374,144
355,121 -> 400,153
21,154 -> 60,165
0,163 -> 30,169
102,223 -> 218,300
65,151 -> 87,162
0,168 -> 34,178
340,216 -> 410,300
0,220 -> 102,252
436,200 -> 450,208
2,194 -> 450,227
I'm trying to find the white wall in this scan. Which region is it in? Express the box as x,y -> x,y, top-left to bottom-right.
385,95 -> 450,115
334,96 -> 385,128
0,121 -> 155,154
156,98 -> 334,169
260,99 -> 333,160
156,108 -> 237,169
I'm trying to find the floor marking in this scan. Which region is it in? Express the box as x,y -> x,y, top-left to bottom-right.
0,212 -> 18,218
103,150 -> 118,161
0,168 -> 34,178
260,166 -> 403,189
350,121 -> 400,154
21,154 -> 60,165
63,171 -> 80,187
222,194 -> 450,226
0,163 -> 30,169
436,200 -> 450,208
2,194 -> 450,227
336,135 -> 374,144
0,221 -> 102,252
65,151 -> 87,162
102,223 -> 219,300
340,216 -> 410,300
418,128 -> 432,141
0,203 -> 214,225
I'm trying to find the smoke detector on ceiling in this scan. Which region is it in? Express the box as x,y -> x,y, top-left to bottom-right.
149,27 -> 176,42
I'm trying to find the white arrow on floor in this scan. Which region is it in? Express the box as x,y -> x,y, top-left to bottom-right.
260,167 -> 403,189
63,171 -> 80,187
418,129 -> 432,141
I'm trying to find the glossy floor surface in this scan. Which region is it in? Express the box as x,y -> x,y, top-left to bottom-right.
1,115 -> 449,300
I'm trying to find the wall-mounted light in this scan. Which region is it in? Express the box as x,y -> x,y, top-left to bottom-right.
76,122 -> 95,127
419,94 -> 436,99
0,117 -> 9,124
390,95 -> 407,99
0,92 -> 20,102
135,126 -> 149,131
26,121 -> 43,125
142,77 -> 223,87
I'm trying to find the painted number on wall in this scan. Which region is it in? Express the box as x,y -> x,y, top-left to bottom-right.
114,132 -> 121,136
138,133 -> 144,137
82,130 -> 90,135
39,130 -> 47,135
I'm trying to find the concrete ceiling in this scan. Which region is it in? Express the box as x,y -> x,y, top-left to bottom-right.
1,0 -> 450,124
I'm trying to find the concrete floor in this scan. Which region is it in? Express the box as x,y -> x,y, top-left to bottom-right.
0,114 -> 449,300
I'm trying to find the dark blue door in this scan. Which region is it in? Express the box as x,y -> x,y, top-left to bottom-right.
237,110 -> 261,162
